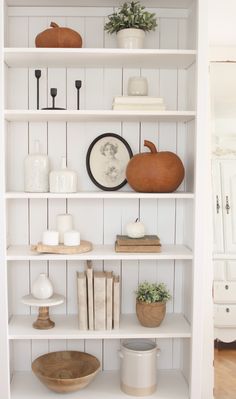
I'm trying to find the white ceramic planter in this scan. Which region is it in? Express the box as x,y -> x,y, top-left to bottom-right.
32,273 -> 54,300
117,28 -> 145,49
119,340 -> 159,396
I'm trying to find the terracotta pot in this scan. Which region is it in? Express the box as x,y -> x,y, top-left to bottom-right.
136,301 -> 166,327
126,140 -> 185,193
35,22 -> 83,48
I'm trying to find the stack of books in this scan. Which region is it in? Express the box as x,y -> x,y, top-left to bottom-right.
77,261 -> 120,331
112,96 -> 166,111
115,235 -> 161,253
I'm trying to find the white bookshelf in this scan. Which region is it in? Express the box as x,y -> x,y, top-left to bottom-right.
7,244 -> 193,261
11,370 -> 189,399
4,110 -> 196,123
9,313 -> 191,339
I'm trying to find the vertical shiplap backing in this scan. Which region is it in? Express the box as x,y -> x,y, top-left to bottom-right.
6,6 -> 194,373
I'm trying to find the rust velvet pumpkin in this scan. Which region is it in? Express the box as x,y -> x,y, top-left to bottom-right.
35,22 -> 83,48
126,140 -> 185,193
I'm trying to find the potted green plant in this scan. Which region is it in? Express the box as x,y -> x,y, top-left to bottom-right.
135,281 -> 171,327
104,1 -> 157,49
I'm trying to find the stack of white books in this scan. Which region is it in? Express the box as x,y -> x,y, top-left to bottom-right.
112,96 -> 166,111
77,261 -> 120,331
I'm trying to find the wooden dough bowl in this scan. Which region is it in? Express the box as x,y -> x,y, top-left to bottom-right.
32,351 -> 100,393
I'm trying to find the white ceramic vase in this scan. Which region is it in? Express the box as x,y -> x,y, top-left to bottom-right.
117,28 -> 145,49
24,140 -> 49,192
32,273 -> 53,299
49,157 -> 77,193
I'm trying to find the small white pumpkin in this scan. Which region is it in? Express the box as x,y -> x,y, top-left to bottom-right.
126,218 -> 145,238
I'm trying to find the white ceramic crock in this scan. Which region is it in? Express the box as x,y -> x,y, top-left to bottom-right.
127,76 -> 148,96
119,339 -> 160,396
117,28 -> 145,49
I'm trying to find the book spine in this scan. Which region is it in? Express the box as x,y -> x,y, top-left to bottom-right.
106,272 -> 113,330
113,276 -> 120,329
86,260 -> 94,330
94,272 -> 106,330
77,271 -> 88,330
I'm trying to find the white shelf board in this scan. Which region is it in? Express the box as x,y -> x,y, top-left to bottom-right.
8,313 -> 191,340
5,191 -> 194,199
11,370 -> 189,399
213,253 -> 236,260
4,109 -> 196,123
7,244 -> 193,260
4,48 -> 196,69
6,0 -> 193,8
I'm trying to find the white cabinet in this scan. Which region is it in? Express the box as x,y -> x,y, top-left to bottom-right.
0,1 -> 213,399
212,160 -> 236,253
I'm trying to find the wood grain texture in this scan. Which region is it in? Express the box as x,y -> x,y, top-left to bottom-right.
136,301 -> 166,327
214,348 -> 236,399
32,350 -> 100,393
31,240 -> 92,254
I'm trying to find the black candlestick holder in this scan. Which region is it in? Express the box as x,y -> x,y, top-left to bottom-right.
75,80 -> 82,110
42,88 -> 66,110
35,69 -> 41,110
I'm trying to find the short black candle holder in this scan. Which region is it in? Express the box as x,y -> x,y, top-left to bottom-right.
42,88 -> 66,110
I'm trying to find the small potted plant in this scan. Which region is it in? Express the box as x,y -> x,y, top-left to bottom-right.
104,1 -> 157,49
135,281 -> 171,327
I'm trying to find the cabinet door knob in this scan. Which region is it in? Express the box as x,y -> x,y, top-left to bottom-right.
226,308 -> 230,313
225,196 -> 230,214
225,284 -> 229,290
216,195 -> 220,214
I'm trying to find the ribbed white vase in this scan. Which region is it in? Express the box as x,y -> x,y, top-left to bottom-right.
32,273 -> 53,300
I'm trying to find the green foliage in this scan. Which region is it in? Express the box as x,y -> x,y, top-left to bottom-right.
136,281 -> 171,304
104,1 -> 157,34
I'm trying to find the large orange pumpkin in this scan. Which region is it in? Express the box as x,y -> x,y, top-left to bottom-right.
35,22 -> 83,48
126,140 -> 185,193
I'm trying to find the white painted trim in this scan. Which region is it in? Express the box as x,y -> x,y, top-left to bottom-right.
210,46 -> 236,62
0,1 -> 10,398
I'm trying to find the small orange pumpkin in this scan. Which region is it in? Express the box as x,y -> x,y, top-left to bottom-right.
126,140 -> 185,193
35,22 -> 83,48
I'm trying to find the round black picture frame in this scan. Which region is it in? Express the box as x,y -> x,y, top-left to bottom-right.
86,133 -> 133,191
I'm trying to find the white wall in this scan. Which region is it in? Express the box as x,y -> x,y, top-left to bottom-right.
209,0 -> 236,46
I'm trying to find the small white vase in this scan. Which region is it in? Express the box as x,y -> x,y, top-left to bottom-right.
117,28 -> 145,49
49,157 -> 77,193
32,273 -> 53,300
24,140 -> 49,192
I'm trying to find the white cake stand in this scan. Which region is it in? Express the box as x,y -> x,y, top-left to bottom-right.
22,294 -> 65,330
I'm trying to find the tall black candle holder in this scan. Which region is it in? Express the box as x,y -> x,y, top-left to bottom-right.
75,80 -> 82,110
35,69 -> 41,110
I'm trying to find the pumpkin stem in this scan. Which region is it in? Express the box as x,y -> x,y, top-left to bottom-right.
135,218 -> 139,222
144,140 -> 158,153
50,22 -> 59,28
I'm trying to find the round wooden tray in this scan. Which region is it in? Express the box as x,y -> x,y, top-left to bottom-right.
31,240 -> 93,254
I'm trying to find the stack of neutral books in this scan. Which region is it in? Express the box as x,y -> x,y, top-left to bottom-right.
115,235 -> 161,253
112,96 -> 166,111
77,261 -> 120,331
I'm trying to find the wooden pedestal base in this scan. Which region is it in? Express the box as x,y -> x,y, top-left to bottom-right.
33,306 -> 55,329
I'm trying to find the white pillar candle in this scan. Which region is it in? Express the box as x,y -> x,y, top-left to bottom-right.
42,230 -> 59,246
64,230 -> 80,246
56,214 -> 73,244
